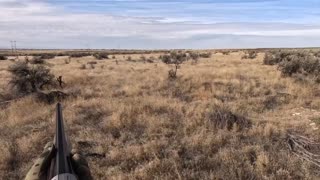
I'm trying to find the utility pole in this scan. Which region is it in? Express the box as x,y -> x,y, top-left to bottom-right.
10,40 -> 17,53
14,41 -> 17,52
14,41 -> 18,59
10,40 -> 18,59
10,41 -> 14,53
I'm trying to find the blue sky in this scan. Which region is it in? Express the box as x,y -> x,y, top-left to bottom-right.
0,0 -> 319,49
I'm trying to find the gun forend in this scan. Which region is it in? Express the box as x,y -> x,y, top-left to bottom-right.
48,103 -> 78,180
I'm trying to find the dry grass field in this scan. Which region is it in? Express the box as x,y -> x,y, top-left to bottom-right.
0,50 -> 320,179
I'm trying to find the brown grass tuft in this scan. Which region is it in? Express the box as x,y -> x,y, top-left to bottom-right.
207,104 -> 252,130
0,49 -> 319,179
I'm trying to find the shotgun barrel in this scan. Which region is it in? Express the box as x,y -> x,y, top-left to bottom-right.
48,103 -> 78,180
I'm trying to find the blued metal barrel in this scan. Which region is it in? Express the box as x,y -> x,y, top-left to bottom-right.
48,103 -> 78,180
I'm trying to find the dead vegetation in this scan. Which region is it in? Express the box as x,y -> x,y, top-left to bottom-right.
0,49 -> 320,179
287,134 -> 320,169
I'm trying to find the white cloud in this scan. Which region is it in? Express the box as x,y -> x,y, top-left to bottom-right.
0,0 -> 319,48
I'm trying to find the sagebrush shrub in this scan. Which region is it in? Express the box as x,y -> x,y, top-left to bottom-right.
160,54 -> 171,64
248,51 -> 258,59
69,52 -> 92,58
265,50 -> 320,83
278,56 -> 301,76
207,105 -> 251,130
199,52 -> 212,58
263,50 -> 293,65
161,52 -> 188,79
8,62 -> 55,94
87,61 -> 97,69
161,52 -> 188,64
263,52 -> 276,65
222,51 -> 230,55
36,91 -> 68,104
187,52 -> 198,60
147,56 -> 155,63
140,55 -> 146,62
242,51 -> 257,59
56,53 -> 65,56
0,55 -> 7,60
168,69 -> 177,79
87,61 -> 97,65
39,53 -> 55,59
312,51 -> 320,58
94,52 -> 109,60
301,56 -> 320,74
30,56 -> 45,64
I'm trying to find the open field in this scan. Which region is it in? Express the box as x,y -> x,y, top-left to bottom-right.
1,50 -> 320,179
